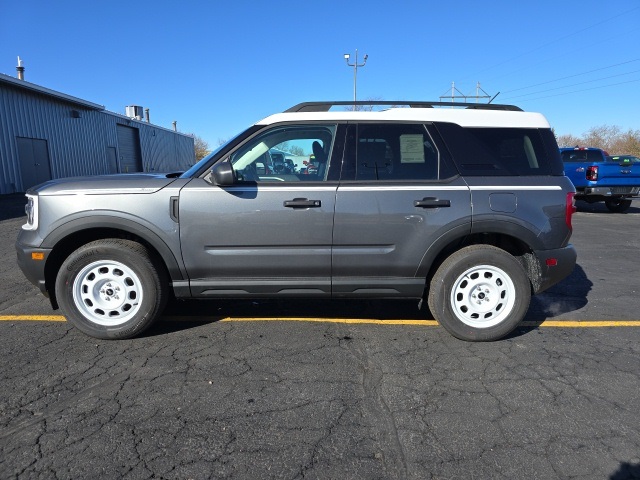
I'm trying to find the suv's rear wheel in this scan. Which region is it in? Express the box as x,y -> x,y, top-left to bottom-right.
605,198 -> 632,213
55,239 -> 168,339
428,245 -> 531,341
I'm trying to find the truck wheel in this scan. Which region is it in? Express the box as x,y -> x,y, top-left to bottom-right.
604,198 -> 632,213
428,245 -> 531,341
55,239 -> 168,339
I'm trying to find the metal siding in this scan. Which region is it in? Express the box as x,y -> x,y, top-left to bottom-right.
136,121 -> 195,173
1,82 -> 195,194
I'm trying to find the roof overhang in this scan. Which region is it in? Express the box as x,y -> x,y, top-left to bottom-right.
0,72 -> 105,110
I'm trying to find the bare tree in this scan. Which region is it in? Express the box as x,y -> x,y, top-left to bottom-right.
582,125 -> 621,153
344,96 -> 385,111
190,134 -> 211,161
557,125 -> 640,156
557,134 -> 581,148
614,130 -> 640,157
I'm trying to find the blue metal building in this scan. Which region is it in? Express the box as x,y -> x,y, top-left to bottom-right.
0,72 -> 196,194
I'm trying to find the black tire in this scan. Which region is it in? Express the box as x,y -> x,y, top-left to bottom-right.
604,198 -> 632,213
428,245 -> 531,341
55,239 -> 168,339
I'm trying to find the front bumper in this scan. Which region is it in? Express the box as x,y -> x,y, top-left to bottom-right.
532,244 -> 577,294
15,237 -> 51,297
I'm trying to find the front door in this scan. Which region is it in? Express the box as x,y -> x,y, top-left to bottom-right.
179,124 -> 342,297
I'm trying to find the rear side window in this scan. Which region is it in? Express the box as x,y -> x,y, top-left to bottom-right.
436,123 -> 555,176
341,123 -> 456,181
561,150 -> 604,162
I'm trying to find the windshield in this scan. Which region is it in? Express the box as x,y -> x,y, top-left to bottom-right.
180,127 -> 257,178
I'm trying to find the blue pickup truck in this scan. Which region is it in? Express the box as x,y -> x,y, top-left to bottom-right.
560,147 -> 640,212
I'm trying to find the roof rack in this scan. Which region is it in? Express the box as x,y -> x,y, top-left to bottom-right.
285,101 -> 523,113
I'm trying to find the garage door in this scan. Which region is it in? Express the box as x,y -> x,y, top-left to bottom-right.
116,124 -> 143,173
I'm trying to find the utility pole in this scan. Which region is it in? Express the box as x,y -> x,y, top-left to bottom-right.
472,82 -> 491,103
343,49 -> 368,108
440,82 -> 467,103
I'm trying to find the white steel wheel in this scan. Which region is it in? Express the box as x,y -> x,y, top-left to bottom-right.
73,259 -> 143,326
428,245 -> 531,341
56,239 -> 168,339
450,264 -> 516,329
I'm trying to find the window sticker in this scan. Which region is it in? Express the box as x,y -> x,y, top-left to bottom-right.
400,134 -> 425,163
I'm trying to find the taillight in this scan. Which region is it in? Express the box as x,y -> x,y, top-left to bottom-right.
566,192 -> 576,231
586,165 -> 598,181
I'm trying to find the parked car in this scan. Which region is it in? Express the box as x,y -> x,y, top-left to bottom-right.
17,100 -> 577,342
560,147 -> 640,212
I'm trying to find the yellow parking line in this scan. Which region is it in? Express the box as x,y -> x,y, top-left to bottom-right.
0,315 -> 639,328
0,315 -> 66,322
216,318 -> 640,327
521,320 -> 640,327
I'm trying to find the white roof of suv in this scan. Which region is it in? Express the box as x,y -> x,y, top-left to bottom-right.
258,101 -> 551,129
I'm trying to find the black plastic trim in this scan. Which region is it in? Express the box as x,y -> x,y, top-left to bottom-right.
285,101 -> 523,112
41,216 -> 185,281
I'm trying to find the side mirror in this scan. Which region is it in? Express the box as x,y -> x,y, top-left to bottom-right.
211,162 -> 236,186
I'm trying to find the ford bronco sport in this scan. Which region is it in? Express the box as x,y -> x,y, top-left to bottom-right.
16,101 -> 577,341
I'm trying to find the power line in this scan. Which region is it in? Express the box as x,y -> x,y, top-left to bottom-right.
501,59 -> 640,94
506,78 -> 640,103
501,69 -> 640,100
460,5 -> 640,83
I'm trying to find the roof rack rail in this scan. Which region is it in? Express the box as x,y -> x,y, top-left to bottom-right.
285,101 -> 523,113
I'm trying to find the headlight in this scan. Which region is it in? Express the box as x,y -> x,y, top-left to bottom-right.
22,194 -> 38,231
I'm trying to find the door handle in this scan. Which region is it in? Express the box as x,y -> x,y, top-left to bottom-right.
414,197 -> 451,208
283,198 -> 322,208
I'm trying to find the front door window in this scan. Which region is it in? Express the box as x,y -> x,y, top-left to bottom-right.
229,125 -> 337,182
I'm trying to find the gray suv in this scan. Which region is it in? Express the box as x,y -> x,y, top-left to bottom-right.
16,101 -> 577,341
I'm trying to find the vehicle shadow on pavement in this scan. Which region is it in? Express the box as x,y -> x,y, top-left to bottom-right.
517,264 -> 592,331
151,263 -> 593,339
609,461 -> 640,480
149,298 -> 433,337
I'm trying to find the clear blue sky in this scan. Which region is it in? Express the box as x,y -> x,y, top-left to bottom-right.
1,1 -> 639,148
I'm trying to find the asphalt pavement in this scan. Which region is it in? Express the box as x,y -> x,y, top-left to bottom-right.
1,195 -> 639,479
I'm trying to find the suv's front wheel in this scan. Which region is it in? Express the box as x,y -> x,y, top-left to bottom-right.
55,239 -> 168,339
428,245 -> 531,341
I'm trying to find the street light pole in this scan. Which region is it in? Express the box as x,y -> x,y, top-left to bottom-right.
343,49 -> 368,108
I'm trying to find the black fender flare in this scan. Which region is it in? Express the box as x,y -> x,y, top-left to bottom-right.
415,219 -> 542,279
41,214 -> 186,281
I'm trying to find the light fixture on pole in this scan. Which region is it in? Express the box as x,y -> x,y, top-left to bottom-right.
343,49 -> 368,108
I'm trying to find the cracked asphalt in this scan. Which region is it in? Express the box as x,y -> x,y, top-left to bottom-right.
1,195 -> 640,479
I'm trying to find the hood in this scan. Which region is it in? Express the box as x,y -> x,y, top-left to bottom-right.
30,173 -> 180,196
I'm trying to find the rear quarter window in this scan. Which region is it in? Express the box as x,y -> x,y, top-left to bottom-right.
435,123 -> 560,176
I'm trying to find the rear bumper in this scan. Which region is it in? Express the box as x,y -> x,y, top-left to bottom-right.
532,244 -> 577,294
579,186 -> 640,197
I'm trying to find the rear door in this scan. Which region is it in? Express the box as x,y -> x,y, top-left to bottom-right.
178,123 -> 343,297
332,123 -> 471,298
